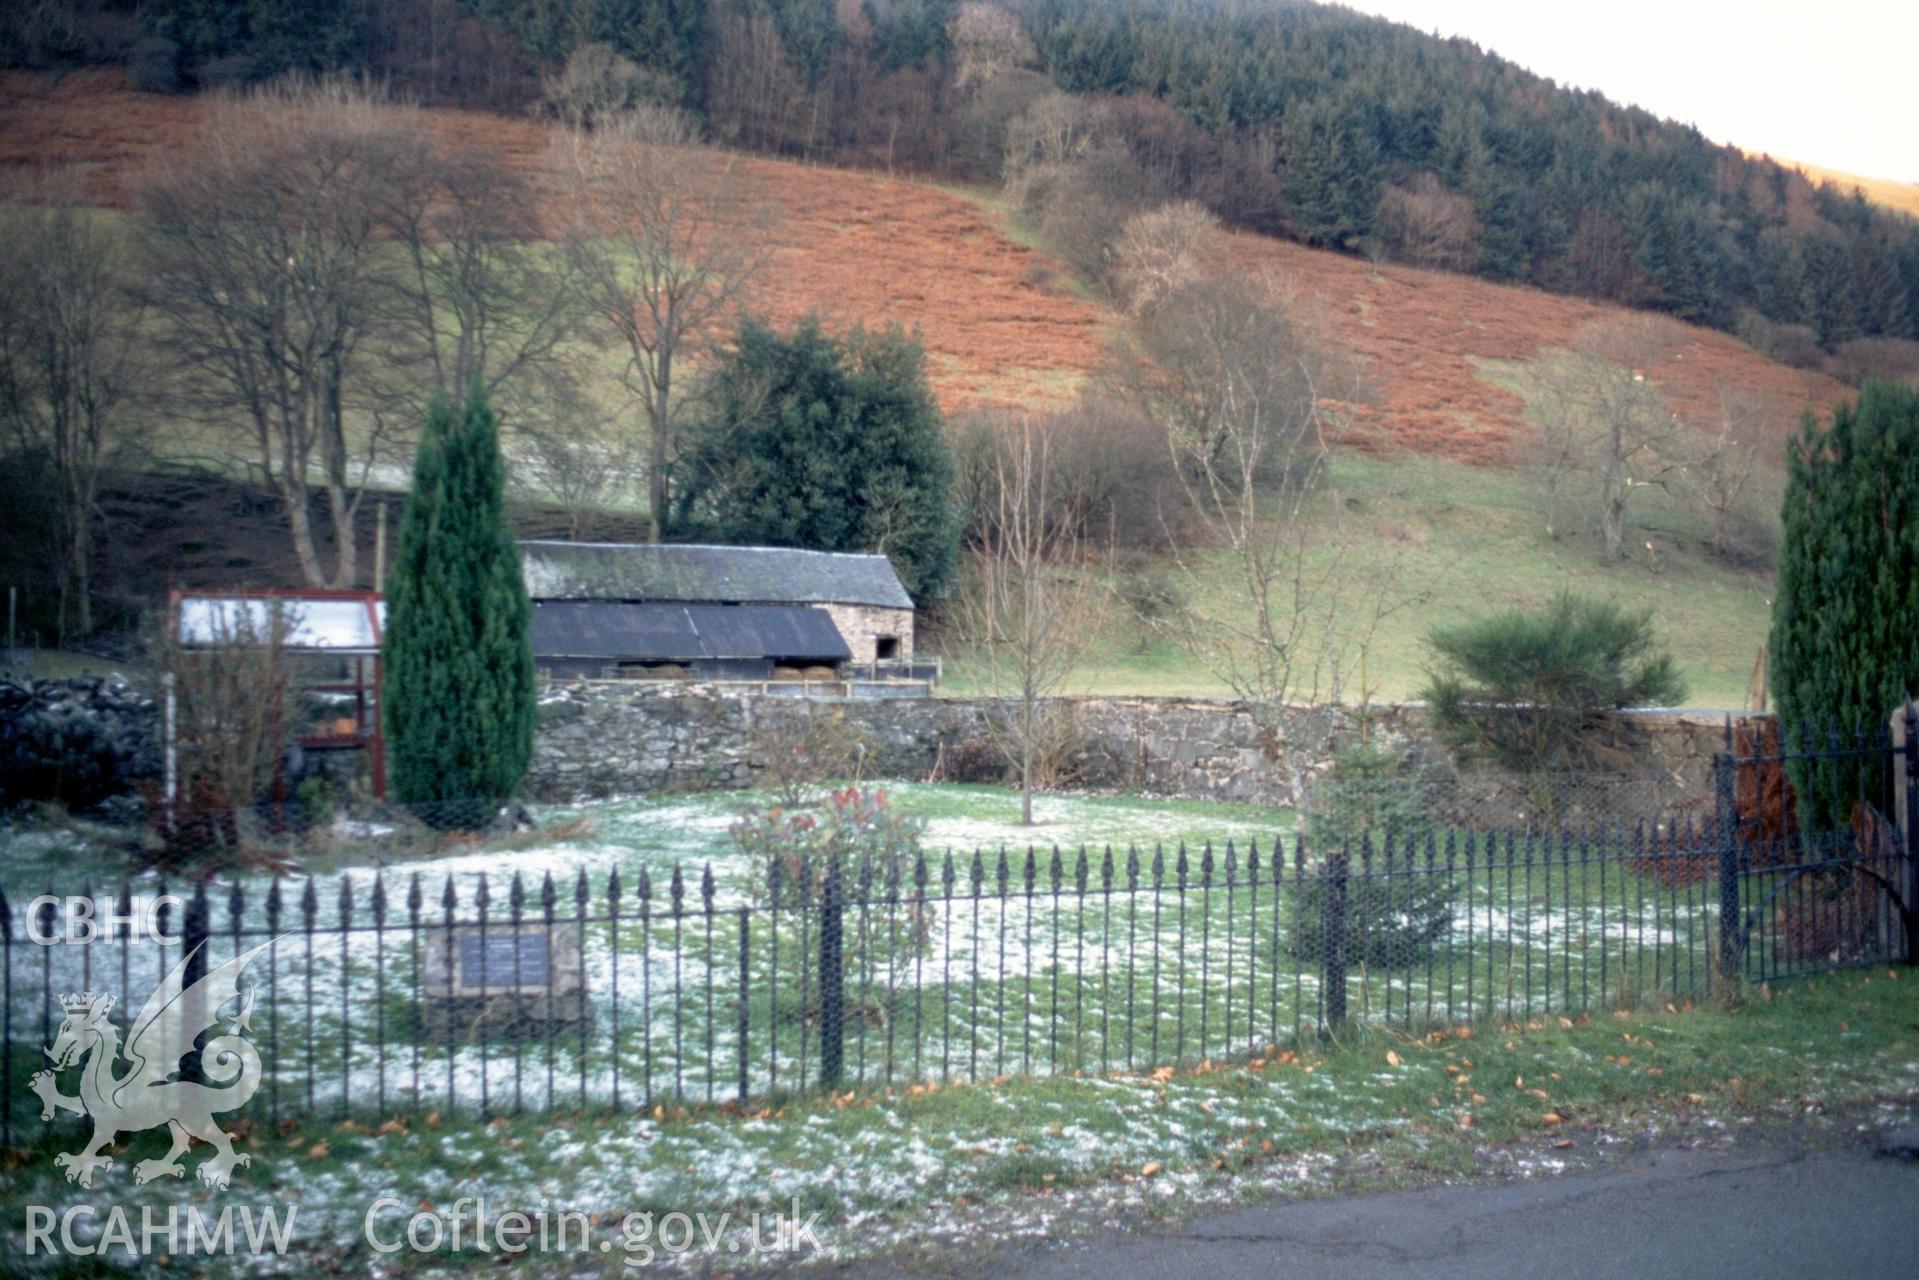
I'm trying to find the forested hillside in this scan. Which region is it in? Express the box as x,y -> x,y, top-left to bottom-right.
0,2 -> 1898,705
8,0 -> 1917,367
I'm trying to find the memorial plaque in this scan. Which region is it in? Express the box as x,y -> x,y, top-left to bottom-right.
458,931 -> 552,989
421,922 -> 586,1040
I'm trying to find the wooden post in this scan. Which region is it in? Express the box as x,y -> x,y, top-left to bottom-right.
1890,701 -> 1919,966
374,502 -> 387,595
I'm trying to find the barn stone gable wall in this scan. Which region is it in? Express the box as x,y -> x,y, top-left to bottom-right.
818,603 -> 914,665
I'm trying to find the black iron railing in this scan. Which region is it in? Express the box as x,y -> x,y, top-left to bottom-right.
3,720 -> 1914,1140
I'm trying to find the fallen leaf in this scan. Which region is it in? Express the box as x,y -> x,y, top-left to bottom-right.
1558,1017 -> 1574,1029
1140,1161 -> 1162,1177
1685,1093 -> 1705,1105
306,1140 -> 330,1159
1387,1050 -> 1402,1067
1152,1066 -> 1176,1082
1542,1113 -> 1563,1127
1553,1138 -> 1574,1149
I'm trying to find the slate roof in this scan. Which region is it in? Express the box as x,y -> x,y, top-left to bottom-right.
531,602 -> 852,663
519,541 -> 913,610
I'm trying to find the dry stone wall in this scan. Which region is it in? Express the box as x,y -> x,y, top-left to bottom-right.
530,682 -> 1737,824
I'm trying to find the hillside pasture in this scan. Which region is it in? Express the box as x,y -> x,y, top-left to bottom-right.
0,69 -> 1832,707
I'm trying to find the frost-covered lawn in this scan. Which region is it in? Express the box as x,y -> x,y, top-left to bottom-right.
3,786 -> 1732,1124
0,784 -> 1296,896
6,971 -> 1915,1276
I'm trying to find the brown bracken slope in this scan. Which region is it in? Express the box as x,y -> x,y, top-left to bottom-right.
0,69 -> 1853,461
0,70 -> 1110,416
1213,230 -> 1850,466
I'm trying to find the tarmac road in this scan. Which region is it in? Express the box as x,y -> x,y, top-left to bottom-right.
980,1129 -> 1919,1280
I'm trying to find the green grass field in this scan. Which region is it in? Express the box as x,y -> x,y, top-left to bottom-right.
926,186 -> 1782,711
942,447 -> 1777,708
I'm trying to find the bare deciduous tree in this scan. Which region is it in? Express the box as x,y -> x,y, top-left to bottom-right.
1679,380 -> 1768,559
142,81 -> 576,586
1110,200 -> 1218,315
1001,91 -> 1095,208
1373,173 -> 1479,273
139,81 -> 413,589
1126,276 -> 1411,820
1527,359 -> 1587,541
511,375 -> 644,541
379,132 -> 581,425
163,599 -> 295,816
556,109 -> 776,541
952,415 -> 1105,826
1125,275 -> 1324,487
702,10 -> 810,155
1564,209 -> 1640,303
1569,316 -> 1688,561
0,178 -> 148,637
540,42 -> 660,129
949,3 -> 1037,92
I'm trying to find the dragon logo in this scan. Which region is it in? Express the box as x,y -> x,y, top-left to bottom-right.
29,941 -> 273,1190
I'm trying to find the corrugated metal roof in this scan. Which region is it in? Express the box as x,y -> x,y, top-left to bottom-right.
520,541 -> 913,610
531,602 -> 852,663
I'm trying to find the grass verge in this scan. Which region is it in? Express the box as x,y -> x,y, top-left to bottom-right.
4,969 -> 1913,1275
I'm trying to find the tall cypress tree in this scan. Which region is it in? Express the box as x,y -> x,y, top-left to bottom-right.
1770,380 -> 1919,830
383,383 -> 536,829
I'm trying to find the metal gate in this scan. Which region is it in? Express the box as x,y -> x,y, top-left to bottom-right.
1716,704 -> 1918,983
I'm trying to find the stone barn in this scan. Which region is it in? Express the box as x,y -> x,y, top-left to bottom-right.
519,541 -> 916,679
